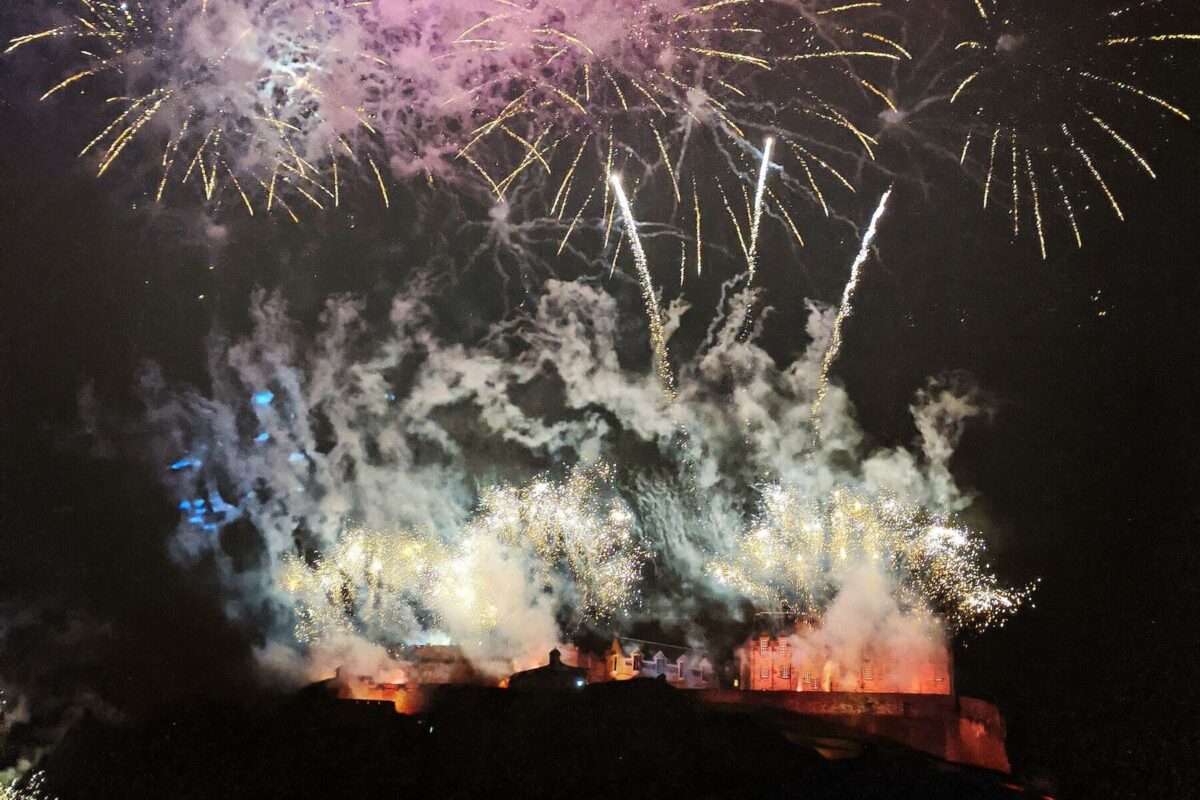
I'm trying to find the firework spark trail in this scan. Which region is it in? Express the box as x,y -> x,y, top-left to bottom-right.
810,188 -> 893,445
746,136 -> 774,284
610,172 -> 676,400
733,136 -> 775,342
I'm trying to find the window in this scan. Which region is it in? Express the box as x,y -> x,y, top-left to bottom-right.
863,661 -> 874,682
655,656 -> 665,675
760,665 -> 769,680
780,664 -> 791,680
677,658 -> 687,681
632,652 -> 643,672
611,655 -> 620,673
759,635 -> 769,656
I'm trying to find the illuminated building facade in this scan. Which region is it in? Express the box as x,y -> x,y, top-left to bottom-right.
739,617 -> 953,695
603,638 -> 717,688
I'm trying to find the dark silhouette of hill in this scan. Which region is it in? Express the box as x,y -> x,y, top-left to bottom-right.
37,678 -> 1043,799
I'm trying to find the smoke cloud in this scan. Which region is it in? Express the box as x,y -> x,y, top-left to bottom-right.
127,273 -> 1003,683
783,563 -> 948,693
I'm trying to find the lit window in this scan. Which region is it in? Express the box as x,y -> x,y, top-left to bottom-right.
760,665 -> 769,679
632,653 -> 643,671
759,636 -> 769,656
780,664 -> 791,680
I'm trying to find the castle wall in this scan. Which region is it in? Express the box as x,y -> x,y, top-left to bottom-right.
694,689 -> 1009,773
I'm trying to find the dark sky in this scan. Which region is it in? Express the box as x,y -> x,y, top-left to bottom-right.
2,7 -> 1200,799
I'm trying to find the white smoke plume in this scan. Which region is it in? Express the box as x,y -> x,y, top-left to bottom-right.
783,563 -> 948,693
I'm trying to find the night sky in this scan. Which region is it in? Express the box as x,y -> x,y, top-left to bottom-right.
2,4 -> 1200,798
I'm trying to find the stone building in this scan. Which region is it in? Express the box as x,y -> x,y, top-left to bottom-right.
603,638 -> 717,688
739,617 -> 953,695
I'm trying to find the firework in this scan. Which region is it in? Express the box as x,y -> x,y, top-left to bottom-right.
810,187 -> 892,444
8,0 -> 888,251
0,774 -> 49,800
282,527 -> 453,645
282,463 -> 646,649
468,462 -> 647,621
866,0 -> 1198,256
7,0 -> 392,217
9,0 -> 1199,258
610,172 -> 676,399
707,483 -> 1035,633
745,136 -> 774,283
444,0 -> 883,218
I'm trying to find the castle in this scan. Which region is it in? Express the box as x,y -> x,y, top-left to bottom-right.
332,621 -> 1008,773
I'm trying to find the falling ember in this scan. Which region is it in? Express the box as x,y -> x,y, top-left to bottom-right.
810,188 -> 892,445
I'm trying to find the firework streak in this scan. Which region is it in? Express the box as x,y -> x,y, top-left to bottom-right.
810,187 -> 892,444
